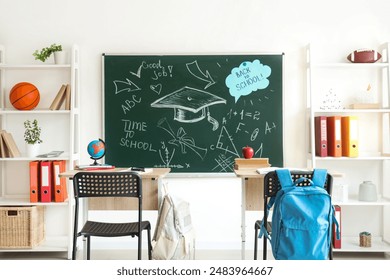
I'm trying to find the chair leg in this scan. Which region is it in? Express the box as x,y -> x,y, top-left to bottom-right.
72,236 -> 77,260
138,231 -> 142,260
263,232 -> 267,260
87,236 -> 91,260
254,224 -> 259,260
147,227 -> 152,260
329,245 -> 333,260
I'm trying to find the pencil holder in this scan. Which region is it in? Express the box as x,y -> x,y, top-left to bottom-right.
359,231 -> 372,247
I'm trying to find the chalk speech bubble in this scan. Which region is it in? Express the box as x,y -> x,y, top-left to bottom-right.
225,60 -> 271,103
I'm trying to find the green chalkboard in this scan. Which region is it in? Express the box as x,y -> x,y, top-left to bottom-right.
103,54 -> 283,173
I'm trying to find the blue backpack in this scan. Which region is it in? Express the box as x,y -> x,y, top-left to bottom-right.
260,169 -> 339,260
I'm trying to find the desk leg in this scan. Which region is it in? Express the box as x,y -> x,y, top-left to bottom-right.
241,177 -> 246,260
82,199 -> 88,259
156,177 -> 163,208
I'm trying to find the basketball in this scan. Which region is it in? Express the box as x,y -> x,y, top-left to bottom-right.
9,82 -> 40,110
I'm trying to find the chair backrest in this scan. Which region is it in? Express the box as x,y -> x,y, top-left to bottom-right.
73,171 -> 142,199
263,170 -> 333,198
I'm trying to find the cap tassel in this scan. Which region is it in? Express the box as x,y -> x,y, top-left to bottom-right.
207,111 -> 219,131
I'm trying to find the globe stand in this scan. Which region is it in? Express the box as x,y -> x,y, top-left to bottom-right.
90,157 -> 102,166
90,153 -> 105,165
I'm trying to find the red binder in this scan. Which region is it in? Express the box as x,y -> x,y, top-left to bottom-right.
327,116 -> 342,157
29,161 -> 40,203
52,160 -> 67,202
315,116 -> 328,157
333,205 -> 342,249
40,161 -> 52,202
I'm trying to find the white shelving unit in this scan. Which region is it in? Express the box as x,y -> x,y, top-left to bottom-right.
306,43 -> 390,255
0,45 -> 80,259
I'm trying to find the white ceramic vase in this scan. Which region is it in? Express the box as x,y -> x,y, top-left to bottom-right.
54,51 -> 67,64
26,143 -> 40,157
358,181 -> 377,202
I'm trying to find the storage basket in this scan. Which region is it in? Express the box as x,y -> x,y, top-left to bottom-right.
0,206 -> 45,248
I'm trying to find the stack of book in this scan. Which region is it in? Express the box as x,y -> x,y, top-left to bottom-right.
234,158 -> 271,170
0,130 -> 21,157
75,164 -> 115,171
49,84 -> 71,110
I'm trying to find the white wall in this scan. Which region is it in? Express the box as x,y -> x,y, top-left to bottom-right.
1,0 -> 390,250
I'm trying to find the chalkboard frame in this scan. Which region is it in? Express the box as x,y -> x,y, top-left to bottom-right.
102,53 -> 285,175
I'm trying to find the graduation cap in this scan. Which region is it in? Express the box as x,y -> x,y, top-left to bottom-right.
151,86 -> 226,124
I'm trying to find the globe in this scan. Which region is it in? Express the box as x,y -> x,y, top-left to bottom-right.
87,139 -> 106,165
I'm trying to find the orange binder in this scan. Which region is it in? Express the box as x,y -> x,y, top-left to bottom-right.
315,116 -> 328,157
327,116 -> 342,157
40,161 -> 52,202
333,205 -> 342,249
52,160 -> 67,202
29,160 -> 40,203
341,116 -> 359,157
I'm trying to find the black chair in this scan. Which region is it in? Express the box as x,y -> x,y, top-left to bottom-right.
72,172 -> 152,260
254,170 -> 333,260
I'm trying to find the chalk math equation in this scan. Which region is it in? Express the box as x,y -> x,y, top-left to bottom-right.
103,54 -> 283,172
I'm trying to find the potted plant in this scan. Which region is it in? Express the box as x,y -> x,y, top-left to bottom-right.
33,43 -> 65,64
24,119 -> 43,157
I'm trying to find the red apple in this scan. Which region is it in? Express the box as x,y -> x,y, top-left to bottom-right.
242,146 -> 254,159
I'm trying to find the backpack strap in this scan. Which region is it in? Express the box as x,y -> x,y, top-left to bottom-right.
258,196 -> 276,240
311,168 -> 328,188
275,169 -> 293,189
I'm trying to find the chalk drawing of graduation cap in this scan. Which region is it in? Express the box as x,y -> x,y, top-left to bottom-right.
151,86 -> 226,129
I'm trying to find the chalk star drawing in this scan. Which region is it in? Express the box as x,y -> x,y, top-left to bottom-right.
186,60 -> 216,89
157,117 -> 207,160
113,78 -> 140,94
215,126 -> 240,157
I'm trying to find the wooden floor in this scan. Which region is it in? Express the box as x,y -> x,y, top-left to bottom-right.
0,250 -> 389,260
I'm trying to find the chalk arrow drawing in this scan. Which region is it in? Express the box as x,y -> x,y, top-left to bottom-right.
186,60 -> 215,89
113,79 -> 141,94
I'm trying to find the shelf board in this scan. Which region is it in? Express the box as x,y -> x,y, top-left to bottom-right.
0,197 -> 69,206
0,109 -> 71,114
310,62 -> 389,69
0,64 -> 71,70
333,195 -> 390,206
313,109 -> 390,114
334,236 -> 390,252
0,236 -> 69,253
315,155 -> 390,161
0,152 -> 70,161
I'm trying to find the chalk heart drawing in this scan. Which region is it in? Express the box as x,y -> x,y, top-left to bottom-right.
225,59 -> 271,103
150,84 -> 162,95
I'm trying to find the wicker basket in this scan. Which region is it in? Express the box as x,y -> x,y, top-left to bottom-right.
0,206 -> 45,248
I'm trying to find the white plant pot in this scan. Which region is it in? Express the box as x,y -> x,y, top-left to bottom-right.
54,51 -> 67,64
26,143 -> 40,157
